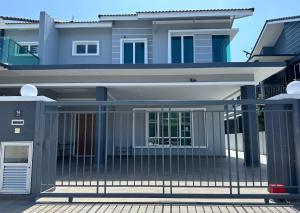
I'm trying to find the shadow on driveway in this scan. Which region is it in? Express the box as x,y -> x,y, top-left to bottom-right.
1,198 -> 300,213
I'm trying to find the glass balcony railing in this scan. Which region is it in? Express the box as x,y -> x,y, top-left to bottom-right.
0,37 -> 39,65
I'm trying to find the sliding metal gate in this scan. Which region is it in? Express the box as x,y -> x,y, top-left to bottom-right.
36,99 -> 300,200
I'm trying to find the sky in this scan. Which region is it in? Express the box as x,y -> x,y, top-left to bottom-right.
1,0 -> 300,61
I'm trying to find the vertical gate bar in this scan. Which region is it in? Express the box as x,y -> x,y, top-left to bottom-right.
119,113 -> 122,186
161,110 -> 165,194
212,112 -> 216,187
154,112 -> 157,186
256,108 -> 262,187
104,110 -> 109,194
133,111 -> 136,186
126,112 -> 129,186
83,113 -> 87,185
47,114 -> 53,189
198,111 -> 202,187
285,111 -> 293,187
226,105 -> 233,194
96,108 -> 102,194
75,113 -> 80,186
241,110 -> 248,187
61,114 -> 66,185
248,106 -> 255,187
36,103 -> 45,195
68,113 -> 74,186
278,112 -> 285,183
270,111 -> 278,187
89,114 -> 94,186
191,110 -> 195,187
184,111 -> 187,186
233,105 -> 240,194
147,112 -> 150,187
169,107 -> 172,193
112,112 -> 115,186
206,112 -> 209,187
219,111 -> 224,187
141,111 -> 144,186
177,116 -> 180,187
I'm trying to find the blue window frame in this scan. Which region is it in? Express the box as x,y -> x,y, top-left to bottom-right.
122,39 -> 146,64
171,36 -> 194,64
212,35 -> 230,62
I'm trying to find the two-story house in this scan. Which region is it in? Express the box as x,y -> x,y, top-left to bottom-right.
0,9 -> 285,101
0,9 -> 286,160
0,9 -> 288,196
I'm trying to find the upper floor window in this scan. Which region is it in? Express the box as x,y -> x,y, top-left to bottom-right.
121,38 -> 148,64
170,35 -> 194,64
212,35 -> 230,62
72,41 -> 99,56
15,42 -> 38,56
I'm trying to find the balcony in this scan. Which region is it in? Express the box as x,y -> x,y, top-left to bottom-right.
0,37 -> 39,65
256,84 -> 287,99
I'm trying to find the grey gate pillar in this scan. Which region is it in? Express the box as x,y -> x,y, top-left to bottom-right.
0,96 -> 56,199
241,85 -> 260,167
95,87 -> 107,165
264,99 -> 297,193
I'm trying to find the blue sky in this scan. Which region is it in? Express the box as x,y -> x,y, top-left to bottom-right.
1,0 -> 300,61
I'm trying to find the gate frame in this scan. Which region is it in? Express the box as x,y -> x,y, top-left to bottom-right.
33,99 -> 300,202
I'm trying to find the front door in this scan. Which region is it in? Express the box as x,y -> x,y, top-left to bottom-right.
0,142 -> 33,194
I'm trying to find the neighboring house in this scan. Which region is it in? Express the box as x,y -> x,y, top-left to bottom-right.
0,9 -> 288,195
249,15 -> 300,98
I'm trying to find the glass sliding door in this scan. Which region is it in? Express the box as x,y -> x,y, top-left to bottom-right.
171,36 -> 182,63
171,35 -> 194,64
135,42 -> 145,64
212,35 -> 230,62
123,43 -> 134,64
122,39 -> 147,64
183,36 -> 194,63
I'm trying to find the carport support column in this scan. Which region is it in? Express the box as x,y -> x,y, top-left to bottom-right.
241,85 -> 260,167
95,87 -> 107,165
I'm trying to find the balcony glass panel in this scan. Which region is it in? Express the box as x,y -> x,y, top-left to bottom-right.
0,37 -> 39,65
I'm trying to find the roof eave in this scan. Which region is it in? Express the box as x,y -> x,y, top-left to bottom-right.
98,9 -> 254,21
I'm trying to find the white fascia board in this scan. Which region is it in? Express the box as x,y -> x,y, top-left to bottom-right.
0,81 -> 255,88
0,24 -> 39,30
251,23 -> 284,56
152,19 -> 231,25
55,22 -> 112,29
137,10 -> 253,20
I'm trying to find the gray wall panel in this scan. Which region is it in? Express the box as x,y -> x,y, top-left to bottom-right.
57,28 -> 112,64
266,21 -> 300,55
4,30 -> 39,43
111,26 -> 153,64
106,105 -> 225,156
152,23 -> 214,64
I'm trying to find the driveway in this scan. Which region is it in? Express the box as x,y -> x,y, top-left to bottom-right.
0,198 -> 299,213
